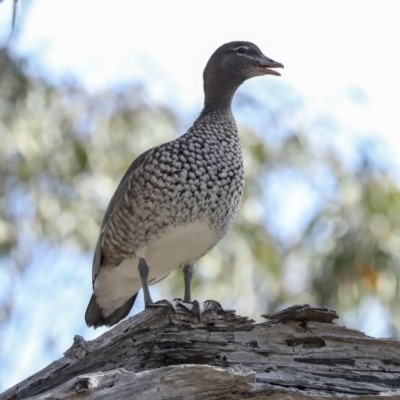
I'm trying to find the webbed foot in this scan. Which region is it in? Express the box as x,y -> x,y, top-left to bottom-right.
146,299 -> 176,315
175,298 -> 222,321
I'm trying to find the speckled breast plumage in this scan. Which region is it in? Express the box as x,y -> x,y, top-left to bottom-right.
102,110 -> 244,267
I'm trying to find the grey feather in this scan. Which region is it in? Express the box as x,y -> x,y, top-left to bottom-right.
91,148 -> 153,283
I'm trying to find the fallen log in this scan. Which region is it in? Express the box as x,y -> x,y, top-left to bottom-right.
1,304 -> 400,399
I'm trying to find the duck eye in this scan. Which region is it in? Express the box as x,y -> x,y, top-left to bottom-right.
237,47 -> 247,54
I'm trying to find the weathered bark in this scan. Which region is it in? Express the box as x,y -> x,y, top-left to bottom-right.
1,304 -> 400,399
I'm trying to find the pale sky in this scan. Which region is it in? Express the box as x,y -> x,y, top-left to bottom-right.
1,0 -> 400,156
1,0 -> 400,391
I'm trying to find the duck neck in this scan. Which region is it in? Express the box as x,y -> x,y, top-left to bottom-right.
201,73 -> 244,116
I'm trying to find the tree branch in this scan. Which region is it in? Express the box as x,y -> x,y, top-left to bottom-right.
1,304 -> 400,399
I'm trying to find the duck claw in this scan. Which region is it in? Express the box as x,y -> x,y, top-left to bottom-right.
147,299 -> 176,314
176,299 -> 223,322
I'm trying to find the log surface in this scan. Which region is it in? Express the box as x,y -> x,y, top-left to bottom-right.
2,304 -> 400,399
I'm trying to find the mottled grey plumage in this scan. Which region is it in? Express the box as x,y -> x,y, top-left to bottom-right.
85,41 -> 283,327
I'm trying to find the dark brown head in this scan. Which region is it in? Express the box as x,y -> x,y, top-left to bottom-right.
202,41 -> 283,111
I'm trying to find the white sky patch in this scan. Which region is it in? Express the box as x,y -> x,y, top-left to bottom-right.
4,1 -> 400,92
0,0 -> 397,168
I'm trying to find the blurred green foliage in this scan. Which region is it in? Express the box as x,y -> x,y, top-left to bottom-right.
1,46 -> 399,338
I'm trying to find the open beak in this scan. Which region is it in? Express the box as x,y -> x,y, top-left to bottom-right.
258,57 -> 284,76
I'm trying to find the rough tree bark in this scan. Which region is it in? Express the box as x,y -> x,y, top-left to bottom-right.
1,304 -> 400,399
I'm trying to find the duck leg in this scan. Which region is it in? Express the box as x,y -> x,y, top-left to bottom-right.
180,263 -> 222,321
138,258 -> 175,314
183,263 -> 195,303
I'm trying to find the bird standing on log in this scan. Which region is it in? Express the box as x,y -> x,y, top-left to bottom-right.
85,41 -> 284,327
